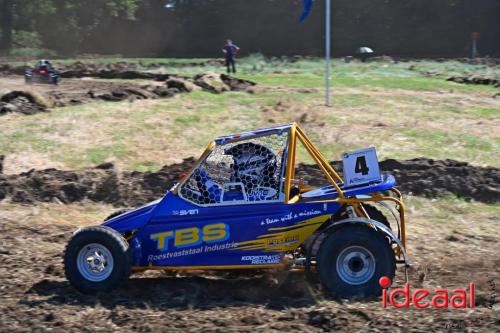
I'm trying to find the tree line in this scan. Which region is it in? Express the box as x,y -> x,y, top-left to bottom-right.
1,0 -> 499,57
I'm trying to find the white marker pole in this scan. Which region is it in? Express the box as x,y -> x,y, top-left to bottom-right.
325,0 -> 331,106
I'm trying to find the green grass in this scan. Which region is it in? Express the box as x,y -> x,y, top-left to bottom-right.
399,129 -> 498,165
175,114 -> 201,125
84,144 -> 131,165
470,107 -> 499,117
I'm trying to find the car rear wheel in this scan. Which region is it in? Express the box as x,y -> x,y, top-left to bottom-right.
64,226 -> 131,294
317,225 -> 395,298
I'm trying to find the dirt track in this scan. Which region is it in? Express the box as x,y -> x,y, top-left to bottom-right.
0,194 -> 498,332
0,157 -> 498,207
0,159 -> 498,331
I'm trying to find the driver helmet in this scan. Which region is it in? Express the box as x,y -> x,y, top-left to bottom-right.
225,142 -> 277,189
36,59 -> 49,69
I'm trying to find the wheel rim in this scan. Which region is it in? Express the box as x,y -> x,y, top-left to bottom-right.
76,243 -> 114,282
335,245 -> 376,285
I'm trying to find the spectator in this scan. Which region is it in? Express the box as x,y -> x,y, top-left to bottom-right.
222,39 -> 240,73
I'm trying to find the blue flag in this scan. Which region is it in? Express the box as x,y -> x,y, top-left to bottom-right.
299,0 -> 315,22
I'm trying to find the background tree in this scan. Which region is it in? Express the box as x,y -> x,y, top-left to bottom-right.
0,0 -> 140,55
0,0 -> 14,52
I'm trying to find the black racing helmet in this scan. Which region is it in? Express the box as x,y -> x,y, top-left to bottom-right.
35,59 -> 51,70
224,142 -> 277,189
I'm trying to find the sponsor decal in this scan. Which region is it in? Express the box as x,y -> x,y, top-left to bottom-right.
260,209 -> 323,226
150,223 -> 230,251
172,209 -> 199,216
147,241 -> 238,262
249,187 -> 277,199
241,254 -> 281,264
267,236 -> 298,247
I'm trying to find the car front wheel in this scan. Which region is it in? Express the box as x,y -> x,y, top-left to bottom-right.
64,226 -> 131,294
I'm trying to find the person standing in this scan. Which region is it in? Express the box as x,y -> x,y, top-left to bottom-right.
222,39 -> 240,73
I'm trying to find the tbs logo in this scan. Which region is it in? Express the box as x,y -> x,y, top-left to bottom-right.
380,276 -> 475,309
150,223 -> 229,251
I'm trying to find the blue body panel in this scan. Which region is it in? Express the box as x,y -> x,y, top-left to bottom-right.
101,174 -> 396,268
301,174 -> 396,201
103,199 -> 161,232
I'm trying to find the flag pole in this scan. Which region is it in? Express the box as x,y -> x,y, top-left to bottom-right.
325,0 -> 331,106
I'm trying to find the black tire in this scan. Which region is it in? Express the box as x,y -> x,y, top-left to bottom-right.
362,204 -> 391,230
317,225 -> 395,298
64,226 -> 131,294
104,209 -> 129,222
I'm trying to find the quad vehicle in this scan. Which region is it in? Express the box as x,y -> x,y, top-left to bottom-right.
64,123 -> 409,297
25,59 -> 60,85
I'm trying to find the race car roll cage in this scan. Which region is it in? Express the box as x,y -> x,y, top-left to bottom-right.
173,123 -> 407,265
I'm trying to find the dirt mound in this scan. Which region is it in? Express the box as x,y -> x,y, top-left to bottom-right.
62,70 -> 174,81
165,77 -> 200,92
297,158 -> 500,204
193,73 -> 256,93
260,101 -> 325,126
447,76 -> 500,87
221,73 -> 256,91
0,157 -> 498,206
88,85 -> 161,102
0,60 -> 227,77
0,74 -> 255,115
0,63 -> 25,75
0,61 -> 249,83
0,158 -> 195,206
0,90 -> 54,115
194,72 -> 230,93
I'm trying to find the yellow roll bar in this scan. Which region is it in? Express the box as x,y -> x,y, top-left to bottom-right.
173,123 -> 406,250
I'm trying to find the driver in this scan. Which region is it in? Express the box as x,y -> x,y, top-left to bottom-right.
224,142 -> 278,201
35,59 -> 55,72
181,142 -> 279,204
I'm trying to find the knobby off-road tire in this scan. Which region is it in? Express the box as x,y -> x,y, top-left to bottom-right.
317,225 -> 395,299
104,209 -> 129,222
362,204 -> 391,230
64,226 -> 131,294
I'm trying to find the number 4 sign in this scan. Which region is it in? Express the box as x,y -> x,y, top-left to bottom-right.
342,147 -> 381,187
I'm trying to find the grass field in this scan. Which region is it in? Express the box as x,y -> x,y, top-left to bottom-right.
1,57 -> 498,173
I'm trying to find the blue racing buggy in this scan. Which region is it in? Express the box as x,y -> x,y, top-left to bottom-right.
64,123 -> 409,298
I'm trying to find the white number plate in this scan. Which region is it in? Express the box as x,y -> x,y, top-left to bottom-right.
342,147 -> 381,187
